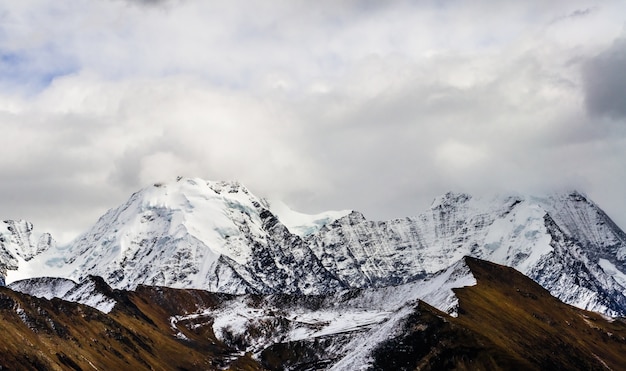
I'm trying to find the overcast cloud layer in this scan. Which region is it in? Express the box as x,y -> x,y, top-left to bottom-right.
1,1 -> 626,243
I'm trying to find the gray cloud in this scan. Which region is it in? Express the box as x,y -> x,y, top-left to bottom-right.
583,38 -> 626,119
1,1 -> 626,242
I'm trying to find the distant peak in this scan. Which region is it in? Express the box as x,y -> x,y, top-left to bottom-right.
427,190 -> 595,211
563,190 -> 588,202
430,192 -> 472,209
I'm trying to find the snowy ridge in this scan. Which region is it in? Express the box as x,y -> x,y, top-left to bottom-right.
308,193 -> 554,286
9,277 -> 76,300
62,276 -> 117,313
9,276 -> 117,313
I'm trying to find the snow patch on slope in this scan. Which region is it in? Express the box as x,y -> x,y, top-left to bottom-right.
268,199 -> 351,237
328,306 -> 414,371
412,258 -> 477,316
287,310 -> 392,341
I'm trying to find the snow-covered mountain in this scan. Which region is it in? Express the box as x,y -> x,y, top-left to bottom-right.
5,177 -> 626,317
308,191 -> 626,316
11,178 -> 345,295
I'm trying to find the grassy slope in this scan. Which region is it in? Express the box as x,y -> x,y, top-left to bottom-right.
452,257 -> 626,370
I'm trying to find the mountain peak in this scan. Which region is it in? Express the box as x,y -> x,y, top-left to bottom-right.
430,192 -> 472,209
9,177 -> 348,295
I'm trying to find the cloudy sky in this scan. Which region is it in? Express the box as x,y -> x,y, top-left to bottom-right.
1,0 -> 626,243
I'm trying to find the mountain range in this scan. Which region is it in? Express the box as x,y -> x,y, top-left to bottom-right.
4,177 -> 626,316
2,177 -> 626,368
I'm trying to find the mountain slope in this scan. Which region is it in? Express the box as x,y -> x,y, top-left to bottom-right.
357,257 -> 626,370
0,285 -> 255,370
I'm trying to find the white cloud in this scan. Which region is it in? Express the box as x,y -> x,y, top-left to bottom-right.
1,0 -> 626,241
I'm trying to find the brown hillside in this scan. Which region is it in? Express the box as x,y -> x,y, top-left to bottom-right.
0,286 -> 263,370
364,257 -> 626,370
452,257 -> 626,370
